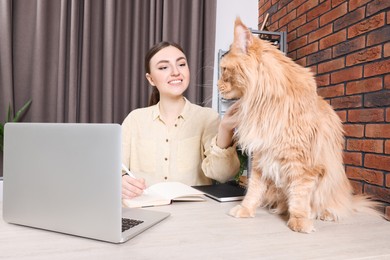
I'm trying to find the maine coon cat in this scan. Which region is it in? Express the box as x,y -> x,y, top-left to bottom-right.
218,18 -> 380,233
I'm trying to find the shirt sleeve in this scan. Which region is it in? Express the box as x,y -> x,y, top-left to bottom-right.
201,112 -> 241,183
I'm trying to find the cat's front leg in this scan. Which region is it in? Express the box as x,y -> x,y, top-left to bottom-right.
285,167 -> 318,233
229,168 -> 265,218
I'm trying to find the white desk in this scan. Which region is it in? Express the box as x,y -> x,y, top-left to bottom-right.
1,199 -> 390,259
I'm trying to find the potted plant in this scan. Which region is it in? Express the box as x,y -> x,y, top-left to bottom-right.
0,100 -> 32,152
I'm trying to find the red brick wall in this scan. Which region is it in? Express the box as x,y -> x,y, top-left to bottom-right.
258,0 -> 390,217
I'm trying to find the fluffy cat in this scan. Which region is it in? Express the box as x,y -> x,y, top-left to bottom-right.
218,18 -> 381,233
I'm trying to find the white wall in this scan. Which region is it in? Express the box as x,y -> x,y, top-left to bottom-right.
212,0 -> 258,109
0,179 -> 3,201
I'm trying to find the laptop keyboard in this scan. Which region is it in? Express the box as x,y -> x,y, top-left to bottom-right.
122,218 -> 144,232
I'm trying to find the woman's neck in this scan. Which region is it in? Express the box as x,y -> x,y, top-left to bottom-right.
158,96 -> 186,127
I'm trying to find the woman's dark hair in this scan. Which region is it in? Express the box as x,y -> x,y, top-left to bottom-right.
145,41 -> 186,106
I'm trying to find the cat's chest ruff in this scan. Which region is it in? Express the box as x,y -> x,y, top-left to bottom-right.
258,158 -> 283,188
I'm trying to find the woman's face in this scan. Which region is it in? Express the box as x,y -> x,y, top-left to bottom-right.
146,46 -> 190,99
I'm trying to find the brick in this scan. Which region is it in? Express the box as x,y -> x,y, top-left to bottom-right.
365,154 -> 390,172
297,0 -> 319,17
295,57 -> 307,67
307,0 -> 331,21
271,6 -> 287,24
289,35 -> 308,51
317,84 -> 344,98
334,6 -> 365,32
385,42 -> 390,58
336,110 -> 347,122
346,77 -> 383,95
287,30 -> 297,42
364,59 -> 390,77
315,73 -> 330,86
331,66 -> 362,84
280,9 -> 297,28
287,51 -> 297,60
348,13 -> 385,39
318,57 -> 345,74
320,30 -> 346,50
349,180 -> 363,194
320,2 -> 348,27
347,139 -> 384,153
385,75 -> 390,89
297,19 -> 319,36
348,108 -> 384,123
343,124 -> 364,138
346,166 -> 384,186
387,107 -> 390,121
331,0 -> 344,8
287,0 -> 300,14
346,46 -> 382,66
259,1 -> 272,17
309,65 -> 317,74
308,24 -> 332,43
367,26 -> 390,46
387,173 -> 390,187
343,151 -> 362,166
367,0 -> 390,16
385,140 -> 390,154
288,15 -> 307,32
364,90 -> 390,107
296,42 -> 319,58
333,35 -> 365,57
331,95 -> 362,109
349,0 -> 370,11
366,124 -> 390,138
307,48 -> 332,66
364,184 -> 390,204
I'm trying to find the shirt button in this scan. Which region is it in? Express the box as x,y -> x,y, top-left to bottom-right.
166,139 -> 168,142
164,157 -> 168,161
174,124 -> 177,127
164,176 -> 168,180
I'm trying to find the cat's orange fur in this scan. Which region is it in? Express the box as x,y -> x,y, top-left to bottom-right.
218,18 -> 381,233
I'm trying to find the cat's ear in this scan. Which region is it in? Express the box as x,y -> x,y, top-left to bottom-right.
233,17 -> 253,54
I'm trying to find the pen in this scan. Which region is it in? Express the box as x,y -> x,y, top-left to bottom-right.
121,163 -> 136,178
121,163 -> 148,194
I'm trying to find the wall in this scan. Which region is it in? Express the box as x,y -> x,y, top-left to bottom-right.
258,0 -> 390,218
212,0 -> 259,109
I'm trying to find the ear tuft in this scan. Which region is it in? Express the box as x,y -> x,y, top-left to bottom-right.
233,17 -> 253,54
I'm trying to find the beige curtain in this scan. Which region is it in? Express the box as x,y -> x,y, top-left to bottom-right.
0,0 -> 217,177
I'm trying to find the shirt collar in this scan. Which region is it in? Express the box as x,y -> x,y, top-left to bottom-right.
151,97 -> 192,121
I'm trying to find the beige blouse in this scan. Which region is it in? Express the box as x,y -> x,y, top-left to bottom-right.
121,98 -> 240,186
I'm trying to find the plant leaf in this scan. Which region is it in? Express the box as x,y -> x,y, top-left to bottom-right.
6,104 -> 12,123
13,99 -> 32,122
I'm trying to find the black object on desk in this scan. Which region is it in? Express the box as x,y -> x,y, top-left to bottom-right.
193,181 -> 246,202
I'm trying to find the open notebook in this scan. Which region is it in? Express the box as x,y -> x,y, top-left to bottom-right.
123,182 -> 205,208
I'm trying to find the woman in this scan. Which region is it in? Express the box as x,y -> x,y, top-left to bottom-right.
121,41 -> 240,199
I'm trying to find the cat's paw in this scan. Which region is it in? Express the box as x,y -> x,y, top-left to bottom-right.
319,210 -> 338,222
229,205 -> 255,218
287,217 -> 316,233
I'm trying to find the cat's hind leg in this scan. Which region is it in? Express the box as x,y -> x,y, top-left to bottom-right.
229,168 -> 265,218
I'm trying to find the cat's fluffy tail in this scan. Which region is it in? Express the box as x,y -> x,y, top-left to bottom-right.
351,194 -> 383,217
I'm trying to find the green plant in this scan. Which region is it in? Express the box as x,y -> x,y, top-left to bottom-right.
0,99 -> 32,152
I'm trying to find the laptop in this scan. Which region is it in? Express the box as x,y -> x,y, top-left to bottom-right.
2,123 -> 170,243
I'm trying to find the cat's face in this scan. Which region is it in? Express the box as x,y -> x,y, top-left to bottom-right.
217,52 -> 246,100
217,18 -> 256,100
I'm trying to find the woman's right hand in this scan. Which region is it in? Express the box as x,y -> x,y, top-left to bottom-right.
122,175 -> 147,199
